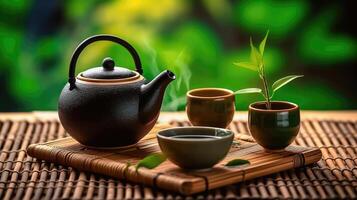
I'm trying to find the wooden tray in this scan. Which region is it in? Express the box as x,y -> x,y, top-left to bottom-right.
27,124 -> 322,195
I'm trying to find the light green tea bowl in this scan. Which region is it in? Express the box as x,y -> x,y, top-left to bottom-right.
157,127 -> 234,170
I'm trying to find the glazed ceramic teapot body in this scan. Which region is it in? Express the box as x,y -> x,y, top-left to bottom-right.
58,35 -> 175,148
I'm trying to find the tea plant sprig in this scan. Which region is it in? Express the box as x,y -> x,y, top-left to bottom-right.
234,31 -> 303,109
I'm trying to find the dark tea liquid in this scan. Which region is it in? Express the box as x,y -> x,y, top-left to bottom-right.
171,135 -> 221,139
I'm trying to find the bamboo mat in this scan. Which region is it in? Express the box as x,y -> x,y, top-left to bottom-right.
26,125 -> 321,195
0,113 -> 356,199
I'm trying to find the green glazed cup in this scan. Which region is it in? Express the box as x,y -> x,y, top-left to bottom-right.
186,88 -> 235,128
248,101 -> 300,151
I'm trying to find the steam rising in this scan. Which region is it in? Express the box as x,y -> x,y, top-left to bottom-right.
143,40 -> 160,76
166,49 -> 192,111
143,41 -> 191,111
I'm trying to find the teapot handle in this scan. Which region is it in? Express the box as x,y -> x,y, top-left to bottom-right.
68,34 -> 143,90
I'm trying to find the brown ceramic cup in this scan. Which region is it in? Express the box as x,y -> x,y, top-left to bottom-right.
186,88 -> 235,128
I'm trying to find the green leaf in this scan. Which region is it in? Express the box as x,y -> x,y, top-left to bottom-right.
259,30 -> 269,56
225,159 -> 250,167
272,75 -> 304,93
234,88 -> 262,95
233,62 -> 258,71
136,153 -> 166,171
250,37 -> 262,65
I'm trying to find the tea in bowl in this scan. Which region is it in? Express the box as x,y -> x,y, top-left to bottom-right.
157,127 -> 233,170
186,88 -> 235,128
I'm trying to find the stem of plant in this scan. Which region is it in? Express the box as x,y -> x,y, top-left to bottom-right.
262,77 -> 271,109
261,65 -> 271,109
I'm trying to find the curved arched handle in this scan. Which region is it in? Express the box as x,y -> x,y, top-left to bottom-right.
68,34 -> 143,90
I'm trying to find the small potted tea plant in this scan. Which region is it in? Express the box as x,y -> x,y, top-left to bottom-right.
234,31 -> 303,151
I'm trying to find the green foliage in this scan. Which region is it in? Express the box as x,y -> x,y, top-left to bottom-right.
0,1 -> 356,111
0,26 -> 22,67
274,82 -> 351,109
234,31 -> 303,109
298,9 -> 357,64
135,153 -> 167,171
0,0 -> 30,15
225,159 -> 250,167
233,0 -> 308,36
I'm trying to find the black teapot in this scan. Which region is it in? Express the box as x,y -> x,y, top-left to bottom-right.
58,35 -> 175,148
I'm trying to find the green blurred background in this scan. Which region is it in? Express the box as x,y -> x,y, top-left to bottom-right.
0,0 -> 356,111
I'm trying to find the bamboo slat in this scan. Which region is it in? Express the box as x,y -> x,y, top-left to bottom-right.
0,112 -> 355,199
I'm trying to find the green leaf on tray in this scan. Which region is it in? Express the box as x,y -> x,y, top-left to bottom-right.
225,159 -> 250,167
259,30 -> 269,56
136,153 -> 167,171
272,75 -> 304,93
233,62 -> 258,71
234,88 -> 262,95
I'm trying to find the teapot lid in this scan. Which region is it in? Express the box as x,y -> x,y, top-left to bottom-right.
81,57 -> 137,79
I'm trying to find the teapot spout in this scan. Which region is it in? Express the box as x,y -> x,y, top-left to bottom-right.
140,70 -> 175,123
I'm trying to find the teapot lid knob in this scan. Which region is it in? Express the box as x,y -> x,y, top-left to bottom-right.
102,57 -> 115,71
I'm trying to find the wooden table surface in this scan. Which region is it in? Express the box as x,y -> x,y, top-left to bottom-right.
0,111 -> 356,200
1,110 -> 357,121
